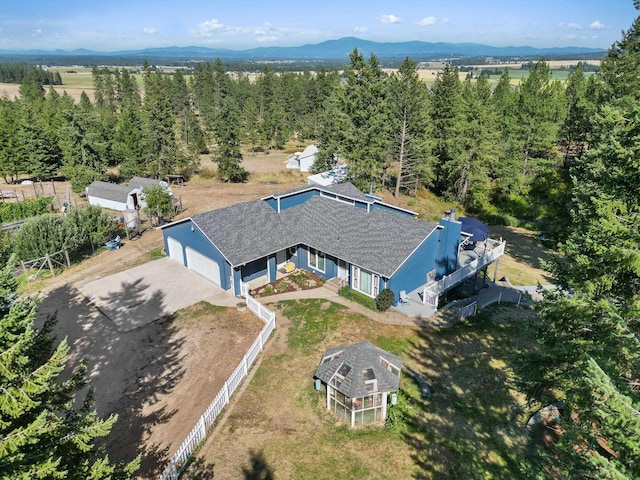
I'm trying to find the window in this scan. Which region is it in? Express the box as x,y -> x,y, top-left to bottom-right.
352,266 -> 379,298
308,247 -> 325,272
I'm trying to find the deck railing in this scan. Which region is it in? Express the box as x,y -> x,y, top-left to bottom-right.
158,285 -> 276,480
423,239 -> 506,308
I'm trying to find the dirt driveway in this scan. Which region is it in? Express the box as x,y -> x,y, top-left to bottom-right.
76,257 -> 238,331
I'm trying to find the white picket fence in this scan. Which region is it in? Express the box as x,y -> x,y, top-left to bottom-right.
158,284 -> 276,480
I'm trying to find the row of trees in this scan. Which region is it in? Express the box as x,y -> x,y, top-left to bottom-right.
0,64 -> 62,85
0,52 -> 593,228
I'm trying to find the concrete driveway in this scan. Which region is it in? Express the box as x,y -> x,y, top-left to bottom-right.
76,257 -> 237,331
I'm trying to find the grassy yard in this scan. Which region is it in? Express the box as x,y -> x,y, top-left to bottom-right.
188,299 -> 541,479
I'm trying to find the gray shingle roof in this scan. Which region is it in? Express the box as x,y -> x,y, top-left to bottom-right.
129,176 -> 163,190
191,200 -> 287,266
189,184 -> 437,276
284,196 -> 436,277
314,341 -> 403,398
86,181 -> 133,203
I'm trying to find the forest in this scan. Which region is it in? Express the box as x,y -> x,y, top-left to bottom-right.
0,8 -> 639,478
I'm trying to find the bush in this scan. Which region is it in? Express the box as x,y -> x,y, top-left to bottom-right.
376,288 -> 396,312
338,286 -> 377,311
11,206 -> 118,261
0,197 -> 52,223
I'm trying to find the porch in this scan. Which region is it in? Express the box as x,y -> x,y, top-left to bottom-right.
391,286 -> 438,318
393,238 -> 506,318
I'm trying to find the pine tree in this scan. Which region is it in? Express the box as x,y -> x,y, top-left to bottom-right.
428,63 -> 464,197
141,69 -> 186,178
213,97 -> 247,182
0,292 -> 140,478
388,57 -> 431,197
321,49 -> 391,191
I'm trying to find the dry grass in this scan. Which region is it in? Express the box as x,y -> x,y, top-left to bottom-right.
186,300 -> 539,480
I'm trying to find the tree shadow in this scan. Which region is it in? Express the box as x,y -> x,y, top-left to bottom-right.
37,281 -> 186,478
398,306 -> 539,479
242,449 -> 274,480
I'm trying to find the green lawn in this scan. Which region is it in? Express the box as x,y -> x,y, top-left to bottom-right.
189,299 -> 543,479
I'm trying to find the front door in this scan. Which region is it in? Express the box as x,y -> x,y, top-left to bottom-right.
337,259 -> 349,281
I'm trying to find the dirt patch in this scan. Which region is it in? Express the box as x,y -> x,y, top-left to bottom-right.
38,291 -> 263,479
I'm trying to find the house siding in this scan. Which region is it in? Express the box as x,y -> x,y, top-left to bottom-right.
278,190 -> 318,210
369,203 -> 414,217
387,233 -> 440,300
438,217 -> 462,277
162,221 -> 232,291
87,196 -> 128,212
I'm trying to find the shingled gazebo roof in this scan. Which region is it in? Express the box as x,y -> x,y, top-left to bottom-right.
314,341 -> 402,398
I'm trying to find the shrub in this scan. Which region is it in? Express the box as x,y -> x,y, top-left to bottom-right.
0,197 -> 52,223
338,286 -> 377,311
291,269 -> 310,285
11,206 -> 118,261
276,280 -> 290,292
376,288 -> 395,312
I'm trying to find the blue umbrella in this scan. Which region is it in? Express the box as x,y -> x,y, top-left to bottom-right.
459,217 -> 488,243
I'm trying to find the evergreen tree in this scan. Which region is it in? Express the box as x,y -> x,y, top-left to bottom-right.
519,12 -> 640,478
0,290 -> 139,478
453,75 -> 496,209
320,49 -> 391,190
0,98 -> 25,183
514,60 -> 565,195
387,57 -> 431,197
141,69 -> 186,178
59,98 -> 107,192
428,64 -> 464,197
213,97 -> 247,182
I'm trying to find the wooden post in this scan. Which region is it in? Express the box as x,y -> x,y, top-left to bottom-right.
21,261 -> 27,276
51,179 -> 56,195
45,254 -> 55,276
64,249 -> 71,268
33,182 -> 38,198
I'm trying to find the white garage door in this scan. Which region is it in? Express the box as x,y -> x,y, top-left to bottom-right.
166,237 -> 184,265
186,247 -> 221,286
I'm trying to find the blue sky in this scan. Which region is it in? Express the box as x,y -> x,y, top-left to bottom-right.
1,0 -> 638,52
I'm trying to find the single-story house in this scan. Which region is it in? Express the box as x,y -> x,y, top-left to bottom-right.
314,341 -> 403,427
160,182 -> 464,306
285,144 -> 319,172
86,177 -> 172,212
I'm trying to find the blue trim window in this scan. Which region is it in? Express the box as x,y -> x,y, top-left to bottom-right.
308,247 -> 325,273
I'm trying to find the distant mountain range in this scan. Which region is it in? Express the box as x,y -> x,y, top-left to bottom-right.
0,37 -> 606,62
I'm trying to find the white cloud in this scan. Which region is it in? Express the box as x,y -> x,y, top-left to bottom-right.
589,20 -> 606,30
256,36 -> 278,43
142,27 -> 157,35
560,22 -> 582,30
414,16 -> 437,26
33,28 -> 43,36
354,26 -> 368,34
195,18 -> 227,36
379,14 -> 402,24
441,18 -> 450,25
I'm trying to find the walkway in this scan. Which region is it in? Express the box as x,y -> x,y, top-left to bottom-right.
255,278 -> 545,328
